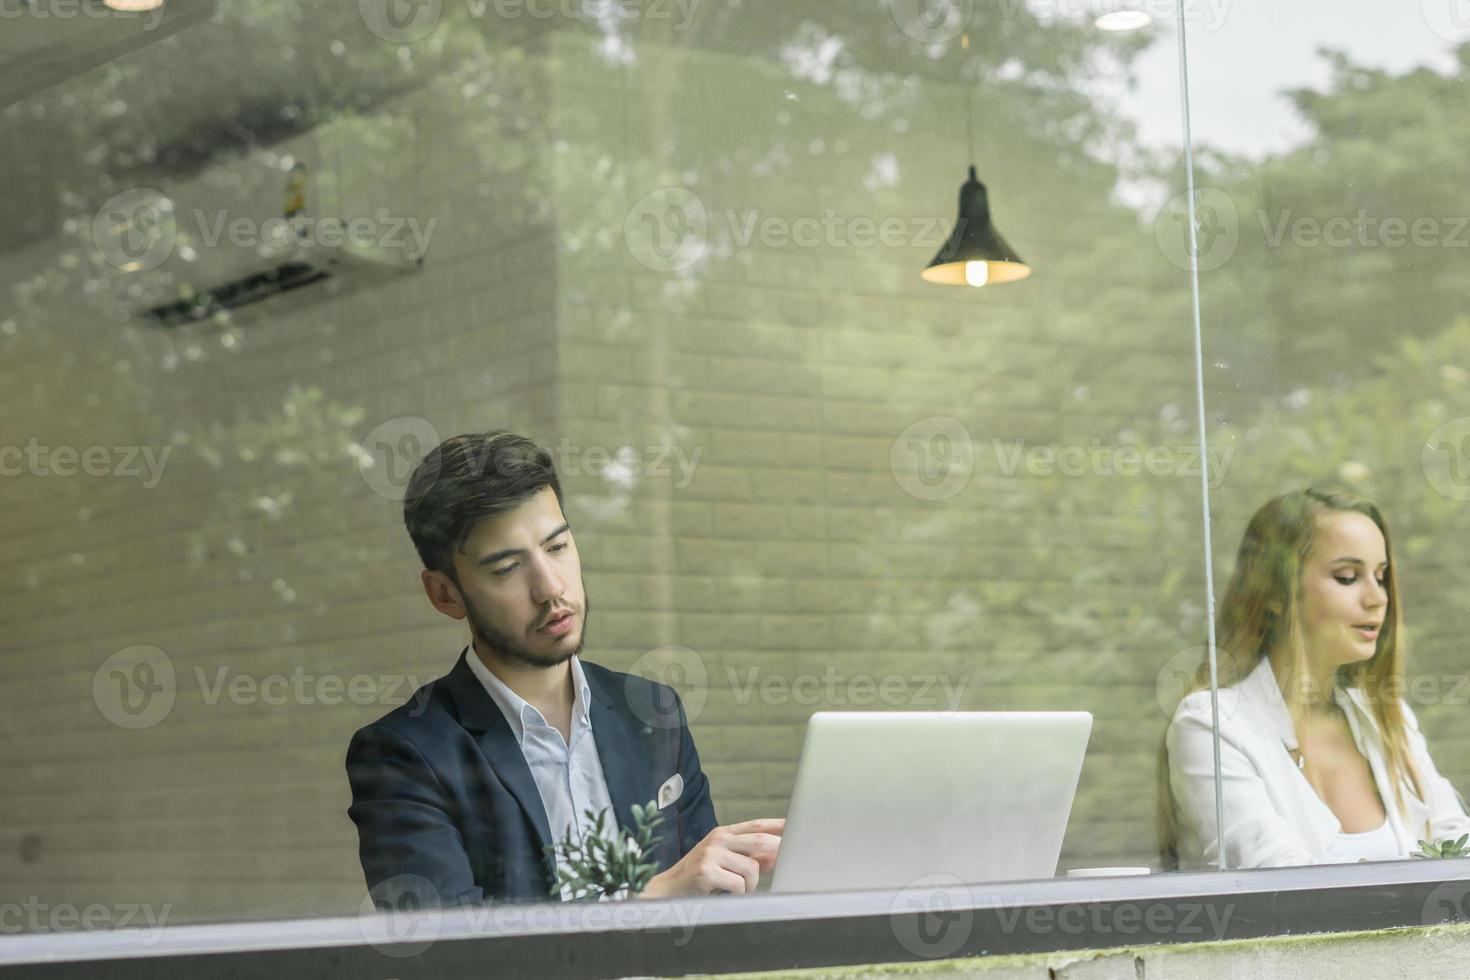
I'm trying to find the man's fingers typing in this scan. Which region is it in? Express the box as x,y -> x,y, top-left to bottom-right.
724,832 -> 782,869
726,817 -> 785,837
705,865 -> 749,895
717,851 -> 761,893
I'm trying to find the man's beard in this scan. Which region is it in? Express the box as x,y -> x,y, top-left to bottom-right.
464,589 -> 589,670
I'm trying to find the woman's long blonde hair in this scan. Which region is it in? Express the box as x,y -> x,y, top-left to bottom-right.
1158,487 -> 1425,868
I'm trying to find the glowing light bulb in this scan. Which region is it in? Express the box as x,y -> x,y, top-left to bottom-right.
964,261 -> 990,287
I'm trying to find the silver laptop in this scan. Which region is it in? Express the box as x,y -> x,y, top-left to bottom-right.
770,711 -> 1093,893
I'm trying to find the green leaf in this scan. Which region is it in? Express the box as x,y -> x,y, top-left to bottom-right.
544,800 -> 667,901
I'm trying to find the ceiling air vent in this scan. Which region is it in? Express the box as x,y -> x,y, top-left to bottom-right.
143,259 -> 331,326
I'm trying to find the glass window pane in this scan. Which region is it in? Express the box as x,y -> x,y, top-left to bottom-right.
1177,0 -> 1470,870
0,1 -> 1223,935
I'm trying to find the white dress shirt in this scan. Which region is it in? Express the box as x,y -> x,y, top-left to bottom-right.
464,647 -> 617,899
1168,655 -> 1470,869
1323,819 -> 1399,864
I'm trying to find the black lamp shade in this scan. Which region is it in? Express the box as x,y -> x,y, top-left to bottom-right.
922,166 -> 1031,286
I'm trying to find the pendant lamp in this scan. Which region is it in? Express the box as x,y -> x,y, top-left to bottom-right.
922,48 -> 1031,288
921,165 -> 1031,286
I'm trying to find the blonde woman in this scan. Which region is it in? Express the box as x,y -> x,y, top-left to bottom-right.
1163,487 -> 1470,869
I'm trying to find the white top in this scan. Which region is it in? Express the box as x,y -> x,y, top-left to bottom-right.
1324,819 -> 1399,864
1168,656 -> 1470,869
463,647 -> 617,899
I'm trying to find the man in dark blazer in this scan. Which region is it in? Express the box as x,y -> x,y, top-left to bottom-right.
346,431 -> 782,907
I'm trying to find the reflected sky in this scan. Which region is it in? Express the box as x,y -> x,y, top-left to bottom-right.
1125,0 -> 1463,157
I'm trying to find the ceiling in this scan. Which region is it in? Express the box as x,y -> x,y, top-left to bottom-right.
0,0 -> 215,111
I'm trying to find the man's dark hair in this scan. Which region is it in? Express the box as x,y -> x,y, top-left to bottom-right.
403,431 -> 564,585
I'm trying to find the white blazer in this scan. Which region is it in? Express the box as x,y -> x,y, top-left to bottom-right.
1167,656 -> 1470,869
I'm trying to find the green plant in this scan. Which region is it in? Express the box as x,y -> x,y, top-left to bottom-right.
545,801 -> 665,900
1414,834 -> 1470,859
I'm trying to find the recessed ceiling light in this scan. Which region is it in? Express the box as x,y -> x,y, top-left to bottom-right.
104,0 -> 166,11
1095,10 -> 1152,30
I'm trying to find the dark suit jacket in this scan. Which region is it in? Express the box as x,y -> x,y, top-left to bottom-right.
345,649 -> 718,906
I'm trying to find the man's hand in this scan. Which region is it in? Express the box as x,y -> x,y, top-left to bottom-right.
639,818 -> 784,897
